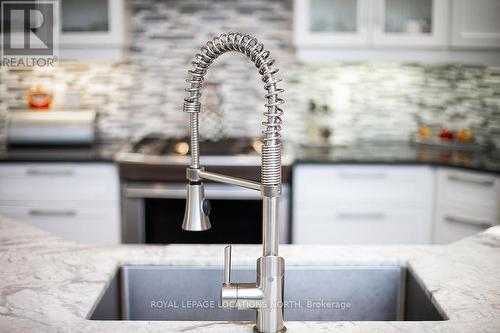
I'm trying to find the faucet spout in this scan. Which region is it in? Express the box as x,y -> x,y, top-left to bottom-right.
182,32 -> 286,333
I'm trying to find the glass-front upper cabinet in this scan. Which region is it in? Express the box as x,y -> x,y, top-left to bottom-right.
294,0 -> 449,48
61,0 -> 110,33
372,0 -> 449,46
56,0 -> 129,59
294,0 -> 371,46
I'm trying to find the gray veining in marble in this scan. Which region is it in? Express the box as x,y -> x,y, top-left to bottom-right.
0,216 -> 499,332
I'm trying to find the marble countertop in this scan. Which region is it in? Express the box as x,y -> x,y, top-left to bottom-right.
1,216 -> 500,332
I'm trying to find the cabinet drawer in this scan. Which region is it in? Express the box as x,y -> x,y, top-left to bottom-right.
0,199 -> 117,209
0,163 -> 118,201
293,204 -> 433,244
433,204 -> 498,244
439,202 -> 499,226
294,165 -> 433,204
436,168 -> 499,210
0,204 -> 120,244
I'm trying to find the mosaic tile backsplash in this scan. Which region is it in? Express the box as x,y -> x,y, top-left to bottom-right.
1,0 -> 499,148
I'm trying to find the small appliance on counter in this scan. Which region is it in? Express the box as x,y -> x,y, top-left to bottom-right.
6,110 -> 96,146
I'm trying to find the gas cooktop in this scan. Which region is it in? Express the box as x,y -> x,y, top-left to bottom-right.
130,136 -> 262,156
114,135 -> 293,181
114,135 -> 270,167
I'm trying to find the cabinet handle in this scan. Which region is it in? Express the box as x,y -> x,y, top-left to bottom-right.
444,215 -> 494,229
338,173 -> 387,179
29,209 -> 77,217
337,213 -> 386,220
26,168 -> 74,176
447,174 -> 495,187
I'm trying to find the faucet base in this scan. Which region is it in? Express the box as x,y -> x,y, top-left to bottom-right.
255,256 -> 285,333
253,326 -> 287,333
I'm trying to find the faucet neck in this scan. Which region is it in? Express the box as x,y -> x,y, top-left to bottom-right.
263,196 -> 280,256
182,32 -> 284,187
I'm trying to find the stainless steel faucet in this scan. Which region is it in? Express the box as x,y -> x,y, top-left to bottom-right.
181,32 -> 286,333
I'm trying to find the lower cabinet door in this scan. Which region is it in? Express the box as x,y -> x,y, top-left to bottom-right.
0,163 -> 119,201
433,205 -> 498,244
292,165 -> 434,244
0,204 -> 120,244
292,204 -> 433,244
436,168 -> 498,211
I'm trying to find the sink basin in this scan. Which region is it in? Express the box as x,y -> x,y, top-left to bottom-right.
90,265 -> 444,322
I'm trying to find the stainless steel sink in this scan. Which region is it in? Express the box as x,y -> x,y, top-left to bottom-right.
90,265 -> 444,321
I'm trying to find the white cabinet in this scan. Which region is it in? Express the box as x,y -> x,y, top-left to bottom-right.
373,0 -> 449,47
57,0 -> 130,59
294,0 -> 371,46
292,165 -> 499,245
433,168 -> 500,244
0,163 -> 121,244
451,0 -> 500,49
294,0 -> 449,48
292,165 -> 435,244
295,0 -> 500,62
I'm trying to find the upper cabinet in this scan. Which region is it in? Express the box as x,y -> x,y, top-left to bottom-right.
294,0 -> 500,62
451,0 -> 500,48
294,0 -> 449,48
295,0 -> 371,46
373,0 -> 449,47
57,0 -> 130,59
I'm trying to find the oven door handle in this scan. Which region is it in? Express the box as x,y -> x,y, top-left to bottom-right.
124,186 -> 261,200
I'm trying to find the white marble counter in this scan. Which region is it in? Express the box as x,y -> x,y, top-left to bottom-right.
0,216 -> 499,332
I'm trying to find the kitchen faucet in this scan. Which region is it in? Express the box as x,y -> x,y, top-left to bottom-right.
181,32 -> 286,333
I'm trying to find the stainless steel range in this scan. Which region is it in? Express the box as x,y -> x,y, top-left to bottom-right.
115,136 -> 291,244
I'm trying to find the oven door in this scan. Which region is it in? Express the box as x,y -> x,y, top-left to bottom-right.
122,182 -> 289,244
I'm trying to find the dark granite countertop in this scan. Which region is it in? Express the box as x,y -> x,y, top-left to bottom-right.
0,140 -> 498,175
294,142 -> 500,175
0,140 -> 125,163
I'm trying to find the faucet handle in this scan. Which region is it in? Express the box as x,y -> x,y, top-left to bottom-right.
223,245 -> 232,285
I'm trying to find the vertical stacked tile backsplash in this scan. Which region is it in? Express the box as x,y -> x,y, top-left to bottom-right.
0,0 -> 499,148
